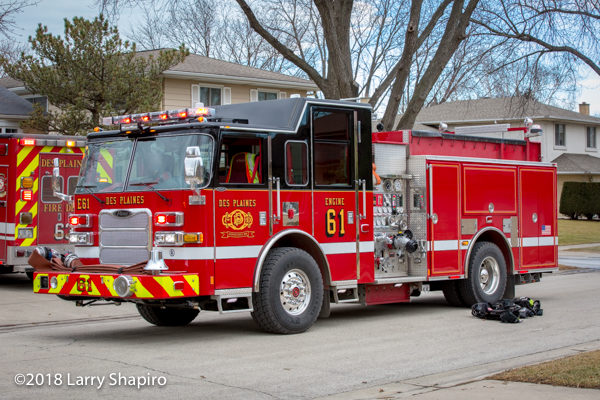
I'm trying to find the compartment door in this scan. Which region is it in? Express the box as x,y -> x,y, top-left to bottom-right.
428,162 -> 461,276
519,168 -> 557,269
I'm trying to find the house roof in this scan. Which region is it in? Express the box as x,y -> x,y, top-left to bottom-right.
141,50 -> 318,91
0,86 -> 32,118
552,153 -> 600,174
416,97 -> 600,126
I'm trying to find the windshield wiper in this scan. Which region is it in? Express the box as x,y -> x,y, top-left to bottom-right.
129,181 -> 170,203
75,184 -> 105,204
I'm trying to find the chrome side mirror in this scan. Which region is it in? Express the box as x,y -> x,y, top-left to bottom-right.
52,158 -> 72,202
184,146 -> 205,186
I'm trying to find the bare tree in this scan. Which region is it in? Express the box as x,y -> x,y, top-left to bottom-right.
472,0 -> 600,77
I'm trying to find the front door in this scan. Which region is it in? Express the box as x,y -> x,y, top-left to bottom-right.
213,132 -> 270,289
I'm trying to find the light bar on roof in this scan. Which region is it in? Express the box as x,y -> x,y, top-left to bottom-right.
101,107 -> 216,127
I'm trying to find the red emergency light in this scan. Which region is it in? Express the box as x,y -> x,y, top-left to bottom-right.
21,190 -> 33,201
20,138 -> 36,146
154,212 -> 184,226
68,214 -> 92,228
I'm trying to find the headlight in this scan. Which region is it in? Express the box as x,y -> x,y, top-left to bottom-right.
68,232 -> 93,245
155,231 -> 184,246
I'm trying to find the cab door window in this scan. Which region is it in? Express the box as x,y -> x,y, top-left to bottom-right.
218,135 -> 264,185
313,109 -> 352,186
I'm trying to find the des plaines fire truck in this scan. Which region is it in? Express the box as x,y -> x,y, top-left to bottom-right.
0,133 -> 84,278
30,99 -> 557,333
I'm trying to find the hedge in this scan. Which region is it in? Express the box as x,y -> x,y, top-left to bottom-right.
560,182 -> 600,220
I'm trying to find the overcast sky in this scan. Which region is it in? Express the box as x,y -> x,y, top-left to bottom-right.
13,0 -> 600,116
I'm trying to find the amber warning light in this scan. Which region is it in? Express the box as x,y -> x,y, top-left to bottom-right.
102,107 -> 215,127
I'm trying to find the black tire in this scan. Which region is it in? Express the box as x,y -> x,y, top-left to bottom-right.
459,242 -> 507,306
251,247 -> 323,334
442,281 -> 467,307
25,271 -> 34,281
136,304 -> 199,326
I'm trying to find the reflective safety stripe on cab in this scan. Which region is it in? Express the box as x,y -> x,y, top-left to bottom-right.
32,273 -> 200,299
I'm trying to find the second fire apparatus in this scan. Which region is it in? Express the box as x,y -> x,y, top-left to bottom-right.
0,134 -> 84,278
31,99 -> 557,333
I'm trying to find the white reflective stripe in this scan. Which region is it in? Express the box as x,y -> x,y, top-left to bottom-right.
321,242 -> 356,255
75,247 -> 100,258
163,247 -> 213,260
216,245 -> 262,259
0,222 -> 15,232
539,236 -> 555,246
522,237 -> 538,247
359,241 -> 374,253
431,240 -> 460,251
0,234 -> 14,240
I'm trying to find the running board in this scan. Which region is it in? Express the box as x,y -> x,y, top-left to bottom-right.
212,288 -> 253,314
331,281 -> 359,303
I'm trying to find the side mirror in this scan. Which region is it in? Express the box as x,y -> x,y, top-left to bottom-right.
184,146 -> 205,187
52,158 -> 72,202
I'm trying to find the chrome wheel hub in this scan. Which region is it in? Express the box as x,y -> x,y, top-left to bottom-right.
280,269 -> 311,315
479,256 -> 500,295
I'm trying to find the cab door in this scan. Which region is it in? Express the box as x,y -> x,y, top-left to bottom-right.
213,133 -> 270,289
311,107 -> 359,283
38,153 -> 82,246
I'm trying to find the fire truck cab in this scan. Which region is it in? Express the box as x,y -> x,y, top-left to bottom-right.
32,99 -> 557,333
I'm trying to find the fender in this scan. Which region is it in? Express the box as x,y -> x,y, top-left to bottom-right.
252,229 -> 331,292
464,226 -> 514,278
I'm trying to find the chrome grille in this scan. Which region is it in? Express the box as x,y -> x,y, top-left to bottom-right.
99,209 -> 151,265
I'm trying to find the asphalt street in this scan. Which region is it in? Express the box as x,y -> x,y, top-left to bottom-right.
1,268 -> 599,399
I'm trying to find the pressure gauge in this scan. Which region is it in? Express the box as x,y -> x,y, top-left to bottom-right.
393,179 -> 403,191
383,179 -> 393,192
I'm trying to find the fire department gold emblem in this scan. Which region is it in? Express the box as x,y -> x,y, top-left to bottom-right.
222,209 -> 253,231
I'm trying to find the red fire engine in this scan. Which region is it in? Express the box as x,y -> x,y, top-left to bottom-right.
30,99 -> 557,333
0,133 -> 85,278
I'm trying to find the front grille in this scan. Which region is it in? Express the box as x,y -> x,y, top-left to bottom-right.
99,209 -> 151,265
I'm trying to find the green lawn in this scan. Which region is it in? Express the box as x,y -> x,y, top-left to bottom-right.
558,220 -> 600,246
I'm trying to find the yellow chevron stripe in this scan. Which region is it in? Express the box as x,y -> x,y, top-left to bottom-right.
184,275 -> 200,295
48,274 -> 69,294
16,145 -> 34,166
68,275 -> 101,296
132,278 -> 153,298
154,276 -> 184,297
33,273 -> 47,293
100,276 -> 119,297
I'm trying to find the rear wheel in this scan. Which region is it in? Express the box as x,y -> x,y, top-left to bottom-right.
136,304 -> 199,326
459,242 -> 507,306
251,247 -> 323,334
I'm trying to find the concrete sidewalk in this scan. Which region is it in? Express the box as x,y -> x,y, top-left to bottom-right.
558,243 -> 600,269
317,340 -> 600,399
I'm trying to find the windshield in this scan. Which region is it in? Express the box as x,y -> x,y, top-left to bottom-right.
76,133 -> 214,194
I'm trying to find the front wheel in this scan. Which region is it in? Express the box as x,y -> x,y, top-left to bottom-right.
136,304 -> 199,326
459,242 -> 507,306
251,247 -> 323,334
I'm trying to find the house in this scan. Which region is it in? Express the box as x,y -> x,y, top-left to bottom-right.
414,97 -> 600,214
1,52 -> 317,113
0,85 -> 33,133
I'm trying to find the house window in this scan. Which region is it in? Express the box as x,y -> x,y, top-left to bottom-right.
554,124 -> 566,147
25,96 -> 48,112
258,91 -> 277,101
3,128 -> 18,133
191,85 -> 231,107
587,127 -> 597,149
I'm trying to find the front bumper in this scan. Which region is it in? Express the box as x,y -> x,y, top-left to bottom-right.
33,272 -> 200,300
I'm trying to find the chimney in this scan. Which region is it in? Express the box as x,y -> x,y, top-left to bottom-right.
579,102 -> 590,115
